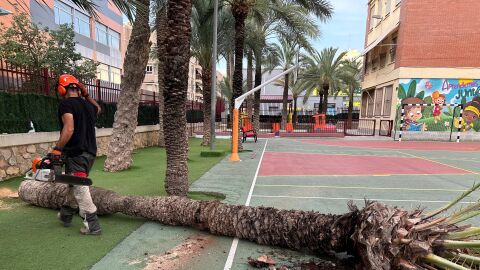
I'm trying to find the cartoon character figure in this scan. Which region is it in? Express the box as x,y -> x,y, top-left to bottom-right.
402,97 -> 427,131
455,97 -> 480,132
431,91 -> 446,124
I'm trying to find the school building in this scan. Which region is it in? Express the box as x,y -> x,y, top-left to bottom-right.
361,0 -> 480,129
0,0 -> 123,84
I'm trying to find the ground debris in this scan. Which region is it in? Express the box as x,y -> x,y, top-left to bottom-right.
248,255 -> 276,268
0,188 -> 18,199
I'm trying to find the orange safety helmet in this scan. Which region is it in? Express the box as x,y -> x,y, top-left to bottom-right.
57,74 -> 80,96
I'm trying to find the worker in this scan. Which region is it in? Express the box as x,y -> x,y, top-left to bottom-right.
51,74 -> 102,235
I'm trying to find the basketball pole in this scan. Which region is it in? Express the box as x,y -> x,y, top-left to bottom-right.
229,65 -> 299,162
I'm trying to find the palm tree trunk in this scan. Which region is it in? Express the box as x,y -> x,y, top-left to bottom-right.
293,97 -> 298,128
156,7 -> 167,148
103,0 -> 151,172
163,0 -> 193,197
246,51 -> 254,122
231,4 -> 248,151
322,88 -> 329,114
347,85 -> 354,129
281,73 -> 289,130
318,93 -> 323,114
201,66 -> 212,146
21,180 -> 464,270
253,56 -> 261,132
19,180 -> 357,259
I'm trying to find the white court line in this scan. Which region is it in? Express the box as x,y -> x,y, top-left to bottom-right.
223,139 -> 269,270
251,195 -> 477,204
255,184 -> 471,193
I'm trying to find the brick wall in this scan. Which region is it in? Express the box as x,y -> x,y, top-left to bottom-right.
397,0 -> 480,68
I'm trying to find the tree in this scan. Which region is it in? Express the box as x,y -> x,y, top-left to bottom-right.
339,58 -> 362,126
153,0 -> 168,148
265,39 -> 300,129
0,13 -> 97,80
162,0 -> 193,196
191,0 -> 225,146
103,0 -> 152,172
300,47 -> 347,114
274,73 -> 305,127
20,180 -> 480,270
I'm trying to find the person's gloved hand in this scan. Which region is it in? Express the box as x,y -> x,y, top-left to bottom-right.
78,83 -> 89,97
47,148 -> 63,164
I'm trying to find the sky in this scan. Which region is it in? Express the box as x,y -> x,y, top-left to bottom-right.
217,0 -> 368,74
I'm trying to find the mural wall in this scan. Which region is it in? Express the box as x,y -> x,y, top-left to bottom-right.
398,79 -> 480,132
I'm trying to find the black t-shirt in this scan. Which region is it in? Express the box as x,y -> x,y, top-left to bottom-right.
58,97 -> 98,156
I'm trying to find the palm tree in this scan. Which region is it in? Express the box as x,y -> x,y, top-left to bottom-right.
191,0 -> 227,146
103,0 -> 152,172
300,47 -> 347,114
339,58 -> 362,127
162,0 -> 194,196
244,0 -> 324,131
155,2 -> 168,148
274,73 -> 305,127
22,180 -> 480,270
265,39 -> 300,129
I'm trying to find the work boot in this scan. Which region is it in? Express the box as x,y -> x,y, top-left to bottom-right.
57,206 -> 78,227
80,212 -> 101,235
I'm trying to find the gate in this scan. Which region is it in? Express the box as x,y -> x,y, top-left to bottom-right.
343,119 -> 376,136
379,120 -> 393,137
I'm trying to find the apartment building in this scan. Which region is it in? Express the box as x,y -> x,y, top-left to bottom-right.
361,0 -> 480,131
0,0 -> 123,84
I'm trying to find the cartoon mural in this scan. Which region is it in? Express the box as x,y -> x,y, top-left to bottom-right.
398,79 -> 480,132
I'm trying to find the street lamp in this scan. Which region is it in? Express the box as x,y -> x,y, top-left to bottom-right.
210,0 -> 218,151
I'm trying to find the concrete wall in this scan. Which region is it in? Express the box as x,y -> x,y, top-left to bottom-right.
0,125 -> 160,181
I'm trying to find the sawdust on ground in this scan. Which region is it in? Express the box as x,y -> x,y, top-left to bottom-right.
0,188 -> 19,210
0,188 -> 18,199
142,235 -> 213,270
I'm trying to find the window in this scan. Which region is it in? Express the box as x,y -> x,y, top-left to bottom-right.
96,23 -> 108,45
367,90 -> 375,117
110,67 -> 121,84
74,11 -> 90,37
390,37 -> 397,62
54,0 -> 73,25
145,65 -> 153,74
374,88 -> 384,116
385,0 -> 391,15
369,5 -> 375,30
97,64 -> 109,81
383,85 -> 393,116
376,0 -> 383,24
361,92 -> 368,117
379,53 -> 387,69
108,29 -> 120,50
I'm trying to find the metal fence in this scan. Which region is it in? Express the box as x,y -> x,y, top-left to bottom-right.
0,59 -> 164,104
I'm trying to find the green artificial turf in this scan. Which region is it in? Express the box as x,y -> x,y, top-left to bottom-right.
0,138 -> 229,270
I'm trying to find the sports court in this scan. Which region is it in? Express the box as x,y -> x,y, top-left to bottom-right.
93,138 -> 480,270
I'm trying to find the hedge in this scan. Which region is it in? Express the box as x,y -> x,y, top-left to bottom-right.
0,92 -> 159,134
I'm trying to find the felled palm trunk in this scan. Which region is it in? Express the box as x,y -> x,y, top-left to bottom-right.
103,0 -> 151,172
156,6 -> 167,148
21,180 -> 473,270
201,68 -> 212,146
163,0 -> 193,196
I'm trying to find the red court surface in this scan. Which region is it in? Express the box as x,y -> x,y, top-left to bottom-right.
259,152 -> 472,176
300,140 -> 480,152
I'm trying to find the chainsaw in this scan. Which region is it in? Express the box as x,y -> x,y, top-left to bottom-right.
25,154 -> 92,186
